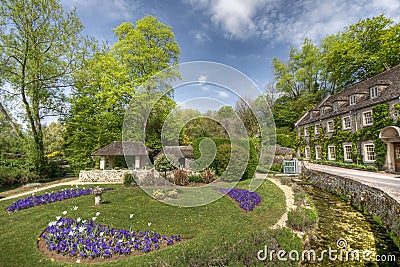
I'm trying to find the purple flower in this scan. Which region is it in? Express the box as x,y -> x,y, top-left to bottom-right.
214,188 -> 261,211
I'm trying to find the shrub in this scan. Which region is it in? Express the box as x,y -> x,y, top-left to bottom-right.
189,173 -> 203,183
138,170 -> 165,186
167,189 -> 178,198
202,169 -> 215,184
270,164 -> 283,173
154,154 -> 176,177
172,169 -> 189,186
152,189 -> 165,200
287,207 -> 318,231
123,173 -> 138,187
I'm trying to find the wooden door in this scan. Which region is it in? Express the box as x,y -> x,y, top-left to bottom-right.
395,143 -> 400,172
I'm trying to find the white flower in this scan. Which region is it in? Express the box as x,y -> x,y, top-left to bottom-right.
95,212 -> 100,216
78,226 -> 85,233
129,214 -> 134,219
57,222 -> 63,226
68,231 -> 74,236
92,217 -> 97,221
56,216 -> 61,221
48,221 -> 56,227
100,232 -> 104,237
147,222 -> 152,227
77,217 -> 81,223
62,211 -> 67,215
76,259 -> 81,263
72,226 -> 77,231
73,206 -> 78,211
82,220 -> 87,223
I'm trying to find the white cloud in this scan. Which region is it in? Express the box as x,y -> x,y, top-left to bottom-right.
217,90 -> 229,98
186,0 -> 400,45
198,75 -> 207,83
185,0 -> 274,39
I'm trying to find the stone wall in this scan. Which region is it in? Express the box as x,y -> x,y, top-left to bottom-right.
304,168 -> 400,243
78,169 -> 167,186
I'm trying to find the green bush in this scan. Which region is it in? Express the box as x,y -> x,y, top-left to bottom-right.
189,173 -> 203,183
123,173 -> 138,187
0,166 -> 39,186
311,159 -> 378,172
287,207 -> 318,231
270,164 -> 283,173
193,137 -> 258,181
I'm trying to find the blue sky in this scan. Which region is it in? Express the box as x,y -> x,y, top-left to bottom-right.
60,0 -> 400,110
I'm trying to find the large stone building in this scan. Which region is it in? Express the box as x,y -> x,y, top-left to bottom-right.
295,65 -> 400,173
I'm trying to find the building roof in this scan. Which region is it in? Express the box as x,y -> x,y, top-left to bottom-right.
295,65 -> 400,127
158,146 -> 194,158
91,141 -> 153,156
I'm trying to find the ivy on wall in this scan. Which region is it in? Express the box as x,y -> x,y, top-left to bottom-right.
296,103 -> 395,169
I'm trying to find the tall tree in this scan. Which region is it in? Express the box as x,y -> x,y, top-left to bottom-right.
65,16 -> 180,171
0,0 -> 90,176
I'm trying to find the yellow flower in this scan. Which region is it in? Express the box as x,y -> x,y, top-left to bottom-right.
37,237 -> 41,241
51,258 -> 55,262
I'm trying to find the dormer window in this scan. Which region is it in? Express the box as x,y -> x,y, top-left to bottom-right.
333,102 -> 338,111
370,86 -> 379,99
320,107 -> 325,115
349,95 -> 356,105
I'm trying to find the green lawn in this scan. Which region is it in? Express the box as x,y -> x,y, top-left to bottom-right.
0,180 -> 302,266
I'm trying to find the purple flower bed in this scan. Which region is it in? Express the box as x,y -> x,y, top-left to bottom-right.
6,188 -> 113,212
214,188 -> 262,211
41,217 -> 181,259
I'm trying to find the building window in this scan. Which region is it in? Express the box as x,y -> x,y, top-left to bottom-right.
309,112 -> 313,119
328,145 -> 336,160
364,144 -> 375,162
344,145 -> 352,161
333,102 -> 338,111
363,111 -> 373,126
304,127 -> 309,137
327,120 -> 334,133
349,95 -> 357,105
342,116 -> 351,130
370,86 -> 379,99
320,107 -> 325,115
314,124 -> 320,135
305,147 -> 310,159
315,146 -> 321,160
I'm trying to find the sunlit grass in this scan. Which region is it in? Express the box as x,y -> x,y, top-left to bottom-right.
0,179 -> 291,266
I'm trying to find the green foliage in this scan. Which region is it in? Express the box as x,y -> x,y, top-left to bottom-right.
193,137 -> 258,181
0,0 -> 90,177
64,15 -> 181,172
287,207 -> 319,232
270,164 -> 283,173
188,173 -> 203,183
154,155 -> 176,177
123,173 -> 138,187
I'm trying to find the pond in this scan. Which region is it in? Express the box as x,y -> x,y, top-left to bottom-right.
302,184 -> 400,266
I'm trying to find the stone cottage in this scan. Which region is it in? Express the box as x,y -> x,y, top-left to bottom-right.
295,65 -> 400,172
92,141 -> 153,169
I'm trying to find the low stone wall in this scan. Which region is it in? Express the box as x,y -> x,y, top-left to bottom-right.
78,169 -> 168,186
304,168 -> 400,243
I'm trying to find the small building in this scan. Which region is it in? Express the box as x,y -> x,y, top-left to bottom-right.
295,65 -> 400,172
92,141 -> 153,169
156,145 -> 194,169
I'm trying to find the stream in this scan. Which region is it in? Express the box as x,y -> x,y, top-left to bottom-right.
302,185 -> 400,266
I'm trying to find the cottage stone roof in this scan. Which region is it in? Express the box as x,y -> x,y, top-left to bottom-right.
158,146 -> 194,158
91,141 -> 153,156
296,65 -> 400,127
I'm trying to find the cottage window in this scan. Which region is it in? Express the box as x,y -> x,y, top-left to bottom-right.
333,102 -> 338,111
364,144 -> 375,161
320,107 -> 325,115
327,120 -> 334,133
344,145 -> 352,161
363,111 -> 373,126
314,124 -> 321,135
370,86 -> 379,99
315,146 -> 322,160
304,127 -> 309,137
328,145 -> 336,160
349,95 -> 357,105
305,147 -> 310,159
342,116 -> 351,130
